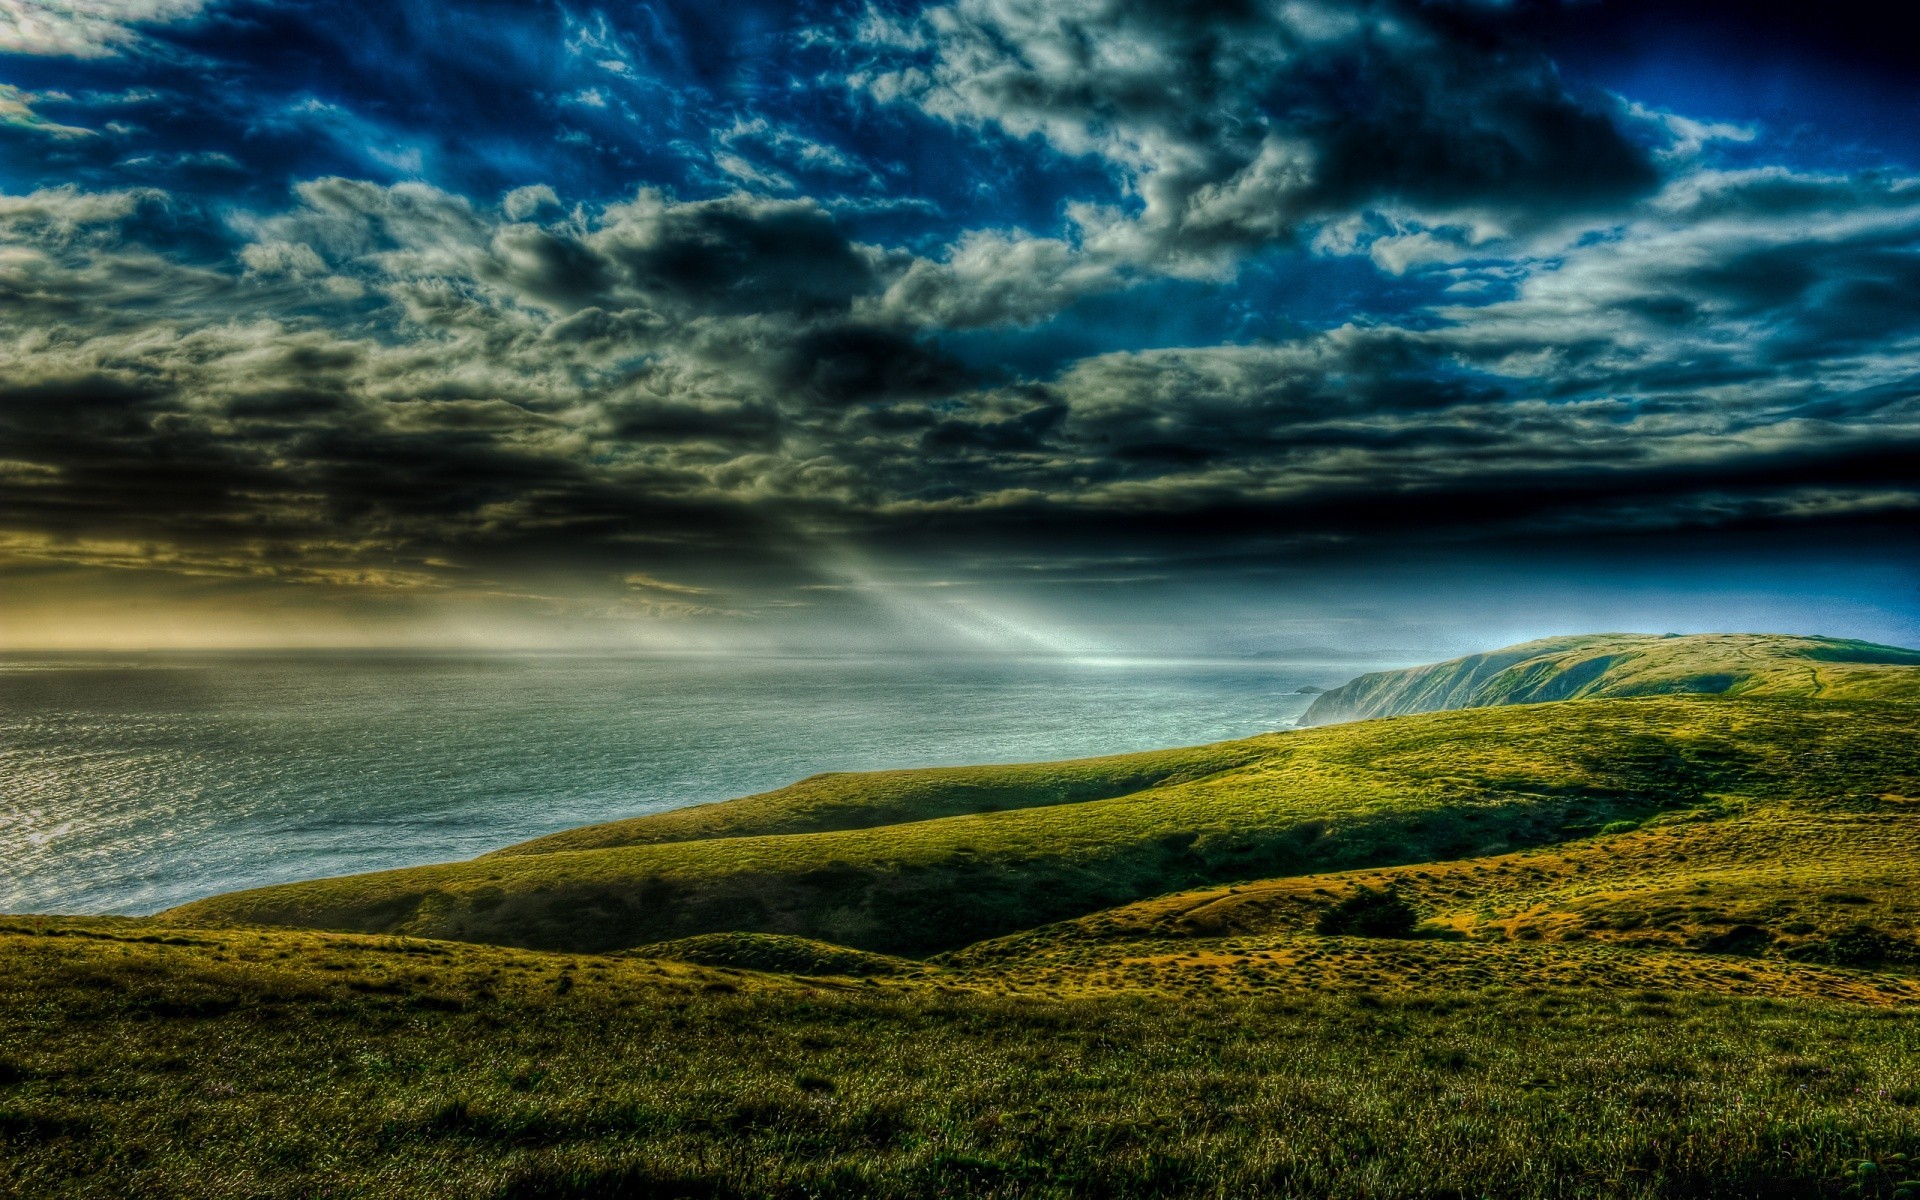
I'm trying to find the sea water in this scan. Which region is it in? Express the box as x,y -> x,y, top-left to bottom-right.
0,652 -> 1355,915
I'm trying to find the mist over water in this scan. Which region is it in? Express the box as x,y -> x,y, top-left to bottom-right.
0,653 -> 1355,915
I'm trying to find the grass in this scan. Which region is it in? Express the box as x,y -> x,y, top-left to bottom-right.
955,780 -> 1920,971
638,932 -> 925,977
16,635 -> 1920,1195
1301,633 -> 1920,725
7,917 -> 1920,1199
489,740 -> 1270,856
165,697 -> 1920,956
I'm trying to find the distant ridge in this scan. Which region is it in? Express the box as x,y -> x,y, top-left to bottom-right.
1299,632 -> 1920,726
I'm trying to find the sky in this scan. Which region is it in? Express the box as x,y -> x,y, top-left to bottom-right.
1,0 -> 1917,657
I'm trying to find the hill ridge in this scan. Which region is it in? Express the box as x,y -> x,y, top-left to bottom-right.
1299,632 -> 1920,726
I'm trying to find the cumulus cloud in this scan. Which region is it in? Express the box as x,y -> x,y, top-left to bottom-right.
814,0 -> 1670,332
589,191 -> 891,317
3,153 -> 1918,612
1439,170 -> 1920,386
245,180 -> 905,322
954,168 -> 1920,543
0,177 -> 980,596
501,184 -> 560,222
850,0 -> 1656,300
866,226 -> 1130,328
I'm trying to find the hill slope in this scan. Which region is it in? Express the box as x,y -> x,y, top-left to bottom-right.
489,738 -> 1267,857
1299,632 -> 1920,725
945,778 -> 1920,1001
166,697 -> 1920,955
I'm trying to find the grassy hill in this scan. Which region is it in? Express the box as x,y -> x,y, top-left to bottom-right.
1299,632 -> 1920,725
16,632 -> 1920,1196
942,784 -> 1920,1005
489,739 -> 1268,856
166,696 -> 1920,956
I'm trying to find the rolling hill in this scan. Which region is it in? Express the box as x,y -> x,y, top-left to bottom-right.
15,631 -> 1920,1197
941,778 -> 1920,1005
1298,632 -> 1920,725
488,739 -> 1268,856
166,694 -> 1920,956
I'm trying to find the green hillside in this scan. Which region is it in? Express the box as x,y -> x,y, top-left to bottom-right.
166,696 -> 1920,955
19,633 -> 1920,1197
944,780 -> 1920,1005
490,739 -> 1266,856
1299,632 -> 1920,725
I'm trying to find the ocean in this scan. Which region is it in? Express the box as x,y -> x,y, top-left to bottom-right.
0,652 -> 1355,916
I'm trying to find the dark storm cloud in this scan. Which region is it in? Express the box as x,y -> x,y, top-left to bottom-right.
775,325 -> 975,406
591,194 -> 888,318
0,177 -> 974,582
1,0 -> 1916,623
851,0 -> 1657,320
245,180 -> 898,323
5,160 -> 1919,597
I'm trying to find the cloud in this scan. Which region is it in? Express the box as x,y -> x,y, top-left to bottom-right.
253,181 -> 896,321
1,0 -> 1915,650
0,177 -> 977,597
2,158 -> 1917,616
0,84 -> 95,138
850,165 -> 1920,553
0,0 -> 206,58
865,226 -> 1134,329
501,185 -> 560,221
1437,169 -> 1920,383
623,571 -> 710,595
1623,100 -> 1755,164
0,183 -> 155,230
238,239 -> 328,278
710,117 -> 880,194
851,0 -> 1656,284
591,191 -> 890,317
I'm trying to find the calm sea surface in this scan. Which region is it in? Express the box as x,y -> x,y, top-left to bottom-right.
0,652 -> 1356,915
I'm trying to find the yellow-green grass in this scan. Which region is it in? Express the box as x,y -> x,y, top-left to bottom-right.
1302,632 -> 1920,725
943,931 -> 1920,1007
491,738 -> 1269,856
955,784 -> 1920,961
636,931 -> 928,977
166,697 -> 1920,956
9,917 -> 1920,1199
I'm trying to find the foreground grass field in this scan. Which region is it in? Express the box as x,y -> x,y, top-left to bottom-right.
6,918 -> 1920,1199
